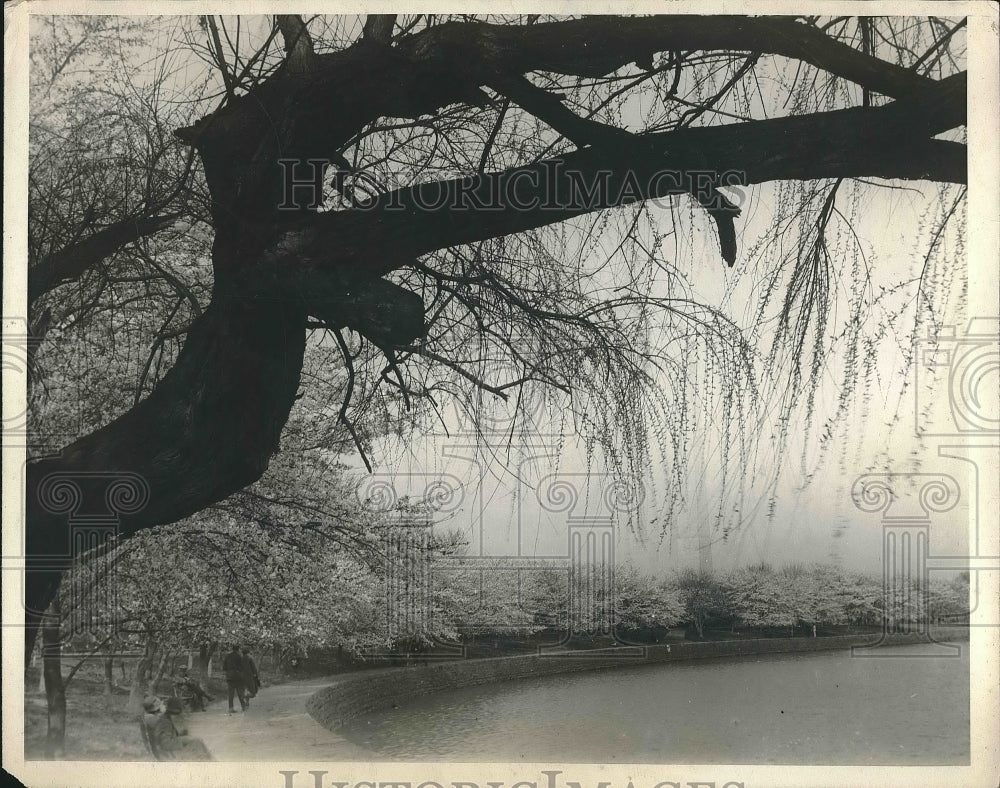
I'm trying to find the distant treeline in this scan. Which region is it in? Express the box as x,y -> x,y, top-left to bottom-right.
441,561 -> 972,643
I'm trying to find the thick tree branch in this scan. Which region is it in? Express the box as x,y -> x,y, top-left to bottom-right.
29,212 -> 182,305
306,277 -> 425,347
362,15 -> 397,45
488,73 -> 629,147
489,73 -> 741,263
276,14 -> 315,73
281,74 -> 965,283
399,15 -> 938,98
175,15 -> 945,232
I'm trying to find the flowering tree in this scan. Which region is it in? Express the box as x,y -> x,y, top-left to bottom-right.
674,568 -> 733,638
614,563 -> 686,632
727,564 -> 796,633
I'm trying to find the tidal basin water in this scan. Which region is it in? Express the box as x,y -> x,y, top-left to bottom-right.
339,643 -> 969,763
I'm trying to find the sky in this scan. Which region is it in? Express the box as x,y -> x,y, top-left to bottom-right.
356,169 -> 977,578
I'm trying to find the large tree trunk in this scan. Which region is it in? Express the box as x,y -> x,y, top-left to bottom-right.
196,642 -> 217,683
25,299 -> 308,657
127,636 -> 158,715
152,649 -> 173,694
41,602 -> 66,759
103,658 -> 113,694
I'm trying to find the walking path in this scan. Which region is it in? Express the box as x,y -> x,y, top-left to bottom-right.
185,677 -> 373,761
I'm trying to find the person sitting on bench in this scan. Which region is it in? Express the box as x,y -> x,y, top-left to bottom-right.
173,666 -> 214,712
141,695 -> 211,760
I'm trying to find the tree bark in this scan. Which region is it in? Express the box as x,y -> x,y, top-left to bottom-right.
127,636 -> 158,715
41,602 -> 66,759
103,657 -> 114,696
25,298 -> 307,654
197,641 -> 217,682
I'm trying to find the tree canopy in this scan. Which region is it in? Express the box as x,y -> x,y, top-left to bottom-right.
24,13 -> 967,655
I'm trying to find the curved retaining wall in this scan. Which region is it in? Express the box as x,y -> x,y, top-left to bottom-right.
306,632 -> 960,732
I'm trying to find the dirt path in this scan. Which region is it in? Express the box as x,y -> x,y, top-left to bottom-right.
185,677 -> 374,761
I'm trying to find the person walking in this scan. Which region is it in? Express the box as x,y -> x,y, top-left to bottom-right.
222,644 -> 247,713
241,647 -> 260,705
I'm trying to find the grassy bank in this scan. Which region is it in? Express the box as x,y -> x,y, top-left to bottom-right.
22,664 -> 237,760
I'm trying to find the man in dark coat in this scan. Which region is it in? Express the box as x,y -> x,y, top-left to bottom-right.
222,644 -> 247,713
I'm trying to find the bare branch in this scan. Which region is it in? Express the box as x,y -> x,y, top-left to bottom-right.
333,328 -> 372,473
205,16 -> 237,99
488,74 -> 628,148
392,15 -> 937,98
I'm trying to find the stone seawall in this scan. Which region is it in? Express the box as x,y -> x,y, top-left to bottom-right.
306,631 -> 963,732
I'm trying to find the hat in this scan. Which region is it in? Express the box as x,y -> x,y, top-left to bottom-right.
142,695 -> 162,713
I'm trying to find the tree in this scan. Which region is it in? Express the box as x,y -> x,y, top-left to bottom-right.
839,572 -> 884,628
674,568 -> 732,638
24,14 -> 968,655
614,562 -> 686,633
726,563 -> 794,633
31,430 -> 412,750
794,565 -> 851,636
434,560 -> 544,644
928,572 -> 970,625
523,567 -> 571,631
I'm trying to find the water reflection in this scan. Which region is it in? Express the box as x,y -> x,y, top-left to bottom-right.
339,644 -> 969,763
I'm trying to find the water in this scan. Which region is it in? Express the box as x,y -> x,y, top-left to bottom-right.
339,644 -> 969,763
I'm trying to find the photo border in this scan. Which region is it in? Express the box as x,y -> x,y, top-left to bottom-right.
3,3 -> 997,786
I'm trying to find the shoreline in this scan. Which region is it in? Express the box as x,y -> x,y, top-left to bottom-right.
24,628 -> 968,762
307,628 -> 969,734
